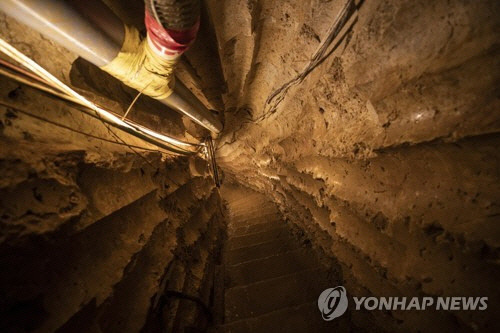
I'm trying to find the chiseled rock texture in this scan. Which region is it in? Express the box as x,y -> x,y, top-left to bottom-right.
0,4 -> 226,332
0,79 -> 226,332
1,0 -> 499,332
210,0 -> 500,331
0,153 -> 225,333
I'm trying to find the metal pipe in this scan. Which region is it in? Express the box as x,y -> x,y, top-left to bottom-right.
162,80 -> 222,133
0,0 -> 121,66
0,37 -> 202,155
67,0 -> 125,47
0,0 -> 223,133
143,1 -> 222,133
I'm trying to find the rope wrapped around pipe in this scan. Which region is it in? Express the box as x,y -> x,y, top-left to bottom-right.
100,25 -> 177,100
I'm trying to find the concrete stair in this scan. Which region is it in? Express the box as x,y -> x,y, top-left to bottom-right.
226,249 -> 321,288
225,238 -> 299,265
220,302 -> 347,333
213,186 -> 348,332
226,226 -> 291,250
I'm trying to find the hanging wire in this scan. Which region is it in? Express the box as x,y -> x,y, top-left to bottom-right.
0,37 -> 204,156
122,91 -> 143,120
122,81 -> 153,121
0,101 -> 167,153
205,136 -> 221,187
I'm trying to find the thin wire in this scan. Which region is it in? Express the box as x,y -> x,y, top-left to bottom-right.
0,57 -> 49,85
0,102 -> 172,153
122,91 -> 142,120
122,81 -> 153,120
262,0 -> 357,118
122,81 -> 152,121
0,67 -> 164,164
0,37 -> 203,151
0,66 -> 82,105
0,64 -> 192,157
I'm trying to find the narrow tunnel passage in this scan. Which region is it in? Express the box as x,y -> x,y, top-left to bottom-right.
0,0 -> 499,332
216,185 -> 348,332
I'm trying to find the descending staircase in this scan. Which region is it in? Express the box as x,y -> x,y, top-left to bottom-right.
213,186 -> 352,333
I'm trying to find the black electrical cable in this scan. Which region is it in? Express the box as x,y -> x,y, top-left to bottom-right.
164,290 -> 213,323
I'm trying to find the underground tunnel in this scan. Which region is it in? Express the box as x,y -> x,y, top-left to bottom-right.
0,0 -> 499,332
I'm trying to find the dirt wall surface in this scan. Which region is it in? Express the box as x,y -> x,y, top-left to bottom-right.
0,4 -> 226,332
0,0 -> 499,332
208,0 -> 500,331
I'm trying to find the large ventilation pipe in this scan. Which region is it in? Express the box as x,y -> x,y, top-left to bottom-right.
0,0 -> 223,134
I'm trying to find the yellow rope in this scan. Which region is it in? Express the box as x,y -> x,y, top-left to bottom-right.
101,25 -> 176,100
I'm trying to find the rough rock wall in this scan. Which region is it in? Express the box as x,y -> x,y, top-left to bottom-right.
209,0 -> 500,331
0,153 -> 225,333
0,83 -> 226,332
0,9 -> 226,333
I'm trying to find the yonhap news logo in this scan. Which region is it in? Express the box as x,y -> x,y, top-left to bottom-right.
317,286 -> 349,320
318,286 -> 488,320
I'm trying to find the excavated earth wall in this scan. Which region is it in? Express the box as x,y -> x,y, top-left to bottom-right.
0,0 -> 499,332
209,0 -> 500,331
0,7 -> 226,332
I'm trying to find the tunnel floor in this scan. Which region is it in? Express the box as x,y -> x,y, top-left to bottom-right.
213,186 -> 351,332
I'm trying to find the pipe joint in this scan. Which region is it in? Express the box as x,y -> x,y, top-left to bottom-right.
100,25 -> 177,100
145,10 -> 199,58
100,3 -> 200,100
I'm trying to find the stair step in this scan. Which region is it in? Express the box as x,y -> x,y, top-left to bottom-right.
227,226 -> 292,251
229,219 -> 284,237
226,238 -> 301,265
225,268 -> 333,322
229,206 -> 279,221
227,212 -> 281,228
226,248 -> 321,288
217,301 -> 348,333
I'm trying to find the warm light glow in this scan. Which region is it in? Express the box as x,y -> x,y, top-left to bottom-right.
0,37 -> 203,153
